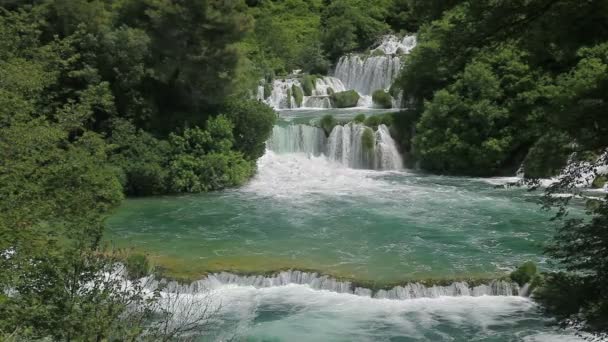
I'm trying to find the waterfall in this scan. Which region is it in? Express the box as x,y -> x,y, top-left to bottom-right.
262,35 -> 417,110
267,125 -> 327,156
150,270 -> 521,299
334,55 -> 402,96
371,35 -> 417,55
269,123 -> 402,170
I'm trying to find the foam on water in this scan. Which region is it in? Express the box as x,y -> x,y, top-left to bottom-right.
148,279 -> 583,341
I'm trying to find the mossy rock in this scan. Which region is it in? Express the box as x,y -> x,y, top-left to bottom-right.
354,114 -> 366,123
510,261 -> 537,286
125,253 -> 150,280
263,83 -> 272,99
292,84 -> 304,107
301,75 -> 316,96
372,89 -> 392,109
319,114 -> 337,136
327,87 -> 334,95
361,127 -> 375,152
331,90 -> 360,108
592,175 -> 607,188
364,113 -> 393,128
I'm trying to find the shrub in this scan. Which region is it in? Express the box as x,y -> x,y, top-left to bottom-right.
361,127 -> 375,151
221,98 -> 276,160
354,114 -> 366,123
125,253 -> 150,280
372,89 -> 392,109
592,175 -> 607,188
264,82 -> 272,99
319,114 -> 337,136
331,90 -> 360,108
364,113 -> 393,128
292,84 -> 304,107
510,261 -> 537,286
523,132 -> 572,178
302,75 -> 316,96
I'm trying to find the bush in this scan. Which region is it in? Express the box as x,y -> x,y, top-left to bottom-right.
167,116 -> 255,193
125,253 -> 150,280
361,127 -> 375,152
534,272 -> 598,321
372,89 -> 392,109
292,84 -> 304,107
354,114 -> 366,123
319,114 -> 337,136
221,98 -> 276,160
302,75 -> 316,96
108,119 -> 170,196
364,113 -> 393,128
331,90 -> 360,108
592,175 -> 607,188
510,261 -> 537,286
264,82 -> 272,99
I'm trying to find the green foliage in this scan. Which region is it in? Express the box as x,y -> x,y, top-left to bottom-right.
331,90 -> 361,108
593,176 -> 607,189
510,261 -> 537,287
523,132 -> 572,178
221,98 -> 276,161
292,84 -> 304,107
125,253 -> 150,280
372,89 -> 392,108
168,116 -> 254,193
354,114 -> 366,123
319,114 -> 337,136
413,46 -> 544,176
301,75 -> 317,96
364,113 -> 393,129
321,0 -> 391,60
361,127 -> 375,152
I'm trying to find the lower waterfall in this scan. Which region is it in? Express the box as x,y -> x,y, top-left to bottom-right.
268,123 -> 403,170
148,270 -> 521,300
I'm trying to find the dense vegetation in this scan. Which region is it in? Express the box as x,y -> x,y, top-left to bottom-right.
1,0 -> 607,338
393,0 -> 608,334
0,0 -> 276,339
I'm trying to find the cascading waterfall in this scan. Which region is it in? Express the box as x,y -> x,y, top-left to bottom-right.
267,124 -> 327,156
261,35 -> 417,110
333,55 -> 402,96
149,270 -> 521,300
268,123 -> 403,170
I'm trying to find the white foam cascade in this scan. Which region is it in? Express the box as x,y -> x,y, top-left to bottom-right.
371,35 -> 417,55
264,76 -> 346,110
268,123 -> 402,170
261,35 -> 417,109
334,55 -> 402,96
149,270 -> 520,299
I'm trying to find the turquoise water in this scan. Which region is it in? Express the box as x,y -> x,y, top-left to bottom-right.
106,109 -> 582,341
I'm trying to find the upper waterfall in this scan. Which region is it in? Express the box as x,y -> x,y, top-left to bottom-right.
259,34 -> 417,110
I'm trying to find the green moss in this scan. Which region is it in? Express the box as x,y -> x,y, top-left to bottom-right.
327,87 -> 334,95
319,114 -> 337,136
372,89 -> 392,109
361,127 -> 375,152
354,114 -> 366,123
330,90 -> 360,108
510,261 -> 537,286
592,175 -> 607,188
364,113 -> 393,129
301,75 -> 317,96
125,253 -> 150,280
292,84 -> 304,107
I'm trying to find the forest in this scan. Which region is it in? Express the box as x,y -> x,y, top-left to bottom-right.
1,0 -> 607,340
